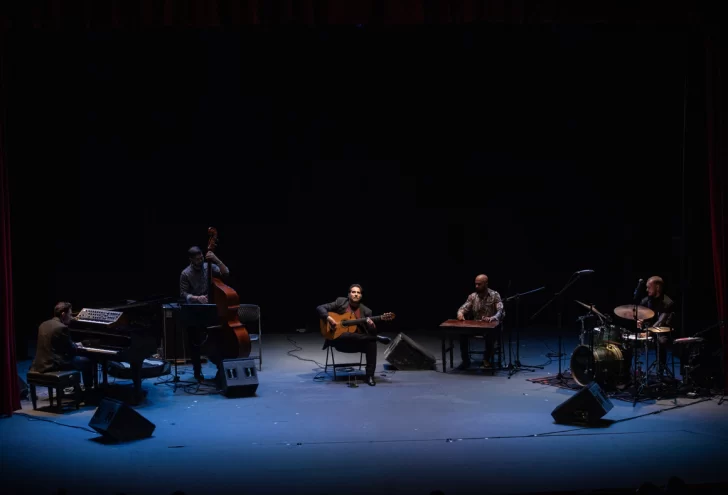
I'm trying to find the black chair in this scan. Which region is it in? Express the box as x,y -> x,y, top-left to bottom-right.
237,304 -> 262,370
464,327 -> 504,374
324,345 -> 365,381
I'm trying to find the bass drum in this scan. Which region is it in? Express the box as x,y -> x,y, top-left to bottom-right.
570,344 -> 628,389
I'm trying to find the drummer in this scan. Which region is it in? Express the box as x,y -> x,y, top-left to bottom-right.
637,276 -> 675,376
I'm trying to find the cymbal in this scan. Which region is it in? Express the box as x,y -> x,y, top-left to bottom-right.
613,305 -> 655,321
648,326 -> 672,333
574,300 -> 607,320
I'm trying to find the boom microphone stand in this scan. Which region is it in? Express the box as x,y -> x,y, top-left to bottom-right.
530,270 -> 594,381
506,286 -> 546,378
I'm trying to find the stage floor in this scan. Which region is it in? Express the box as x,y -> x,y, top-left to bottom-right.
2,328 -> 727,495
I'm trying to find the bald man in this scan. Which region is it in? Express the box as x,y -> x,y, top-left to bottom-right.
456,274 -> 505,369
637,276 -> 675,377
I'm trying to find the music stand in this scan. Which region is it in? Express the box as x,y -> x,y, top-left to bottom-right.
157,304 -> 218,393
530,271 -> 588,381
505,286 -> 546,378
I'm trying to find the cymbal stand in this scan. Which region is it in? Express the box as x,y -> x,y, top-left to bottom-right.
631,333 -> 649,406
631,289 -> 651,404
506,286 -> 546,378
531,272 -> 585,381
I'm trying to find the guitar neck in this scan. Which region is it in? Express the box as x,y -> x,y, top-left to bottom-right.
341,315 -> 385,326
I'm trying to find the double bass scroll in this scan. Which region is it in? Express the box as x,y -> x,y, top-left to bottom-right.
204,227 -> 251,361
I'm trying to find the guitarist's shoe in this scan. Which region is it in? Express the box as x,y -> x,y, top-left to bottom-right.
366,375 -> 376,386
376,335 -> 392,345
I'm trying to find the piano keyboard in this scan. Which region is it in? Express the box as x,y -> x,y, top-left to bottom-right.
76,345 -> 118,355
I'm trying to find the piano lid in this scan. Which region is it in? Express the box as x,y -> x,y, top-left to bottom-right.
97,294 -> 176,311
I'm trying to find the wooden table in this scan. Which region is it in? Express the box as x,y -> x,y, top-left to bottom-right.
440,319 -> 500,373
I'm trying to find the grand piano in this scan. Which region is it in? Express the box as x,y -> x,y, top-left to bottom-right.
69,296 -> 174,404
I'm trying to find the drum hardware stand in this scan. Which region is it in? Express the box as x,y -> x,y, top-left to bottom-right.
644,332 -> 676,383
577,314 -> 591,347
679,358 -> 702,396
630,287 -> 652,405
505,286 -> 546,378
631,335 -> 649,406
531,271 -> 591,381
692,319 -> 726,404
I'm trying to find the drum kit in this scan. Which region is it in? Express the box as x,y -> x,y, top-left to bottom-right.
569,300 -> 683,396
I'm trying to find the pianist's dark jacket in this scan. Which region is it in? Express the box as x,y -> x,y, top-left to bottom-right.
30,317 -> 75,373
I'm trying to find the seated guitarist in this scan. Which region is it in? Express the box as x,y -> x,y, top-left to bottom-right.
316,284 -> 391,386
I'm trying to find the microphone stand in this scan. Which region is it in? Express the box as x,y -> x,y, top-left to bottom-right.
506,286 -> 546,378
531,272 -> 586,381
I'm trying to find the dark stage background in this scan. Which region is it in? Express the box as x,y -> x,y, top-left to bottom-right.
5,26 -> 718,355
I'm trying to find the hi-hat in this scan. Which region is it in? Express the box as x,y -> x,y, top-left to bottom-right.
574,300 -> 608,320
648,326 -> 671,333
613,305 -> 655,321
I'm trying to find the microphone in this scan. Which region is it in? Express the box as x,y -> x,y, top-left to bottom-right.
575,269 -> 594,275
633,278 -> 645,300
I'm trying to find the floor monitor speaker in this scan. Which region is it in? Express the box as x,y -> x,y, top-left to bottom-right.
551,382 -> 613,425
221,358 -> 259,397
89,398 -> 155,442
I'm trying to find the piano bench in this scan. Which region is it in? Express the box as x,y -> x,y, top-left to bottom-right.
26,371 -> 82,413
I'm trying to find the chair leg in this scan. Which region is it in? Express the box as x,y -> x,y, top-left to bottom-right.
48,387 -> 54,408
324,347 -> 330,377
331,348 -> 337,381
30,384 -> 37,410
73,382 -> 82,409
56,387 -> 64,413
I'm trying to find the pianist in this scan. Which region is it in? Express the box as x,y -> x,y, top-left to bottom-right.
179,245 -> 230,382
29,301 -> 95,392
456,274 -> 505,369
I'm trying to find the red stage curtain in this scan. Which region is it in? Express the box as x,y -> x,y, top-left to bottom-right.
705,33 -> 728,391
0,30 -> 21,417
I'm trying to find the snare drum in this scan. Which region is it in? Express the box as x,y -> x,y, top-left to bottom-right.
622,331 -> 649,343
590,325 -> 624,346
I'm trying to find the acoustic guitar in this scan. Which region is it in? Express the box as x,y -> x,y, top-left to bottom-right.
320,311 -> 396,340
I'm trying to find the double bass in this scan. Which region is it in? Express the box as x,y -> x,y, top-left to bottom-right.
203,227 -> 251,362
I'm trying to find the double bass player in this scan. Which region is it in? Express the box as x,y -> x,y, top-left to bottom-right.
179,245 -> 230,382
